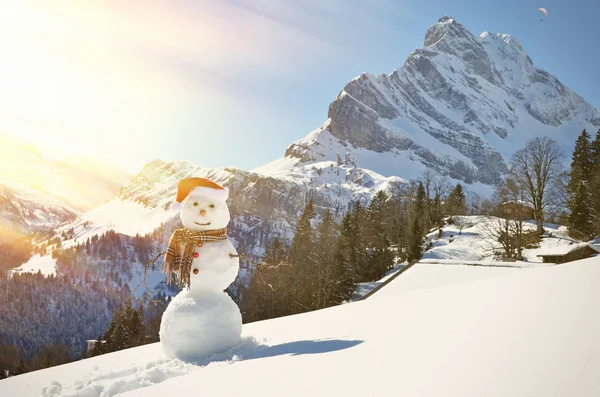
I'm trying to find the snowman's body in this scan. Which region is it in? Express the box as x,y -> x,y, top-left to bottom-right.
187,239 -> 239,293
160,182 -> 242,361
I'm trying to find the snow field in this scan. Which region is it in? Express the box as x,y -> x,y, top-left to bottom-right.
3,256 -> 599,397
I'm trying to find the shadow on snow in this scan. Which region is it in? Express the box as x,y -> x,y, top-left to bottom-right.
250,339 -> 364,359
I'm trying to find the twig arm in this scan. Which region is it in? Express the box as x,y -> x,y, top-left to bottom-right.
131,250 -> 166,304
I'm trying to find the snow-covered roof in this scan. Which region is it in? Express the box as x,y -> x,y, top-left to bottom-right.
536,241 -> 600,257
500,200 -> 534,209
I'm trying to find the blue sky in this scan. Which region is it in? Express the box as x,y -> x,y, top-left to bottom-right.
1,0 -> 598,174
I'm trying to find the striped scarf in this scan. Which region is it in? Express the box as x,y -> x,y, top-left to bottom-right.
162,227 -> 228,289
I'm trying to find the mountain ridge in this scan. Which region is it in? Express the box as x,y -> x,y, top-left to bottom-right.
257,16 -> 599,192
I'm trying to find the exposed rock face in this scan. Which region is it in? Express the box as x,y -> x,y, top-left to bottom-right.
64,16 -> 600,271
266,16 -> 599,189
98,159 -> 405,257
54,159 -> 403,298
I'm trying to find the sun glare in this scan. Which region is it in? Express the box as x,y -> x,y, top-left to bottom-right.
0,2 -> 185,171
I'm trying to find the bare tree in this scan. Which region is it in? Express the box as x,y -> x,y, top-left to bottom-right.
510,137 -> 564,235
481,216 -> 521,260
480,178 -> 538,260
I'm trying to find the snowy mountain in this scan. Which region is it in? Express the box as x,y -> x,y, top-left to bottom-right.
256,16 -> 599,195
56,158 -> 404,258
2,255 -> 598,397
31,158 -> 403,299
0,179 -> 78,237
17,15 -> 600,290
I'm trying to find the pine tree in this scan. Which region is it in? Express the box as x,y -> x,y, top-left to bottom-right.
588,129 -> 600,233
343,200 -> 369,281
568,182 -> 595,240
329,216 -> 358,303
314,210 -> 339,308
568,130 -> 595,239
0,345 -> 18,378
407,182 -> 426,261
263,237 -> 287,266
591,129 -> 600,162
289,200 -> 317,311
14,357 -> 28,376
430,191 -> 443,228
447,183 -> 467,221
240,237 -> 291,322
569,129 -> 593,194
31,345 -> 70,370
365,191 -> 394,280
92,301 -> 147,356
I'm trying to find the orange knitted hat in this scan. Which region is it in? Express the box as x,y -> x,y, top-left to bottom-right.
169,177 -> 229,211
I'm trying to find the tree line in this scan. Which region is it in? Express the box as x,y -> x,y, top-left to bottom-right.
88,296 -> 168,358
240,180 -> 467,323
0,271 -> 129,378
481,130 -> 600,243
566,129 -> 600,240
240,130 -> 600,322
0,228 -> 168,378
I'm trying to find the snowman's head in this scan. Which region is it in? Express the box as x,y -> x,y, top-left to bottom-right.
171,178 -> 231,231
180,191 -> 230,231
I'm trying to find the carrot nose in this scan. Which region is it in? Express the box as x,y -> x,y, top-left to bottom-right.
199,210 -> 206,216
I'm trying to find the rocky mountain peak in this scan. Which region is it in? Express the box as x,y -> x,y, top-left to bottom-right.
423,15 -> 463,47
49,16 -> 600,266
261,16 -> 600,193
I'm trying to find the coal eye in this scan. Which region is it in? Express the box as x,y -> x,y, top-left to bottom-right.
193,202 -> 198,207
209,204 -> 215,208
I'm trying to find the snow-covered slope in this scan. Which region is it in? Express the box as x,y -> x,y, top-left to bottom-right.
255,16 -> 600,195
0,178 -> 78,236
56,158 -> 405,256
13,158 -> 404,296
421,215 -> 586,266
3,257 -> 599,397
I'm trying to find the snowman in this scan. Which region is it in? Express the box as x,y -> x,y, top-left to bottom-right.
159,177 -> 242,362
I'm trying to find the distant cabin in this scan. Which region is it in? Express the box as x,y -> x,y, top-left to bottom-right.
86,339 -> 105,355
536,243 -> 600,264
499,200 -> 535,220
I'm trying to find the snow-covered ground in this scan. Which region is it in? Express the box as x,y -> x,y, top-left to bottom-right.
58,199 -> 175,250
9,254 -> 58,277
2,256 -> 599,397
422,215 -> 587,266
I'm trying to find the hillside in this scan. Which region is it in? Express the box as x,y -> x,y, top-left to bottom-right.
51,158 -> 404,261
2,256 -> 598,397
421,215 -> 578,265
